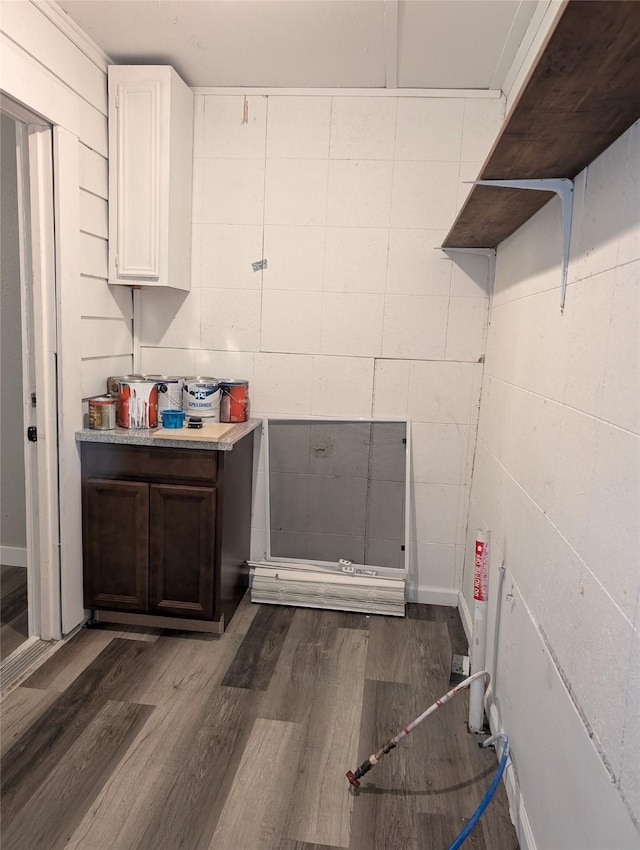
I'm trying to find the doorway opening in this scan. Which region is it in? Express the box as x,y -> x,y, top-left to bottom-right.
1,98 -> 61,672
1,111 -> 29,661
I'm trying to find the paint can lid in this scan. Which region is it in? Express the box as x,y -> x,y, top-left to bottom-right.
184,376 -> 219,385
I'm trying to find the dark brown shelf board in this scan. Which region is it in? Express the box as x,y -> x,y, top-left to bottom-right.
443,0 -> 640,249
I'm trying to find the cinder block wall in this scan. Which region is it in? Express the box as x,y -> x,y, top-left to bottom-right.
461,120 -> 640,848
139,92 -> 504,602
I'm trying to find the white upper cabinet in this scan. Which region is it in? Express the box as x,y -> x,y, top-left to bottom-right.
108,65 -> 193,290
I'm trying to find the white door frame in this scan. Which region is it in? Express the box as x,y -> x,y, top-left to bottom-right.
4,96 -> 62,642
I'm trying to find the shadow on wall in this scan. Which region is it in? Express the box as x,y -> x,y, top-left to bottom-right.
445,251 -> 492,297
140,287 -> 193,348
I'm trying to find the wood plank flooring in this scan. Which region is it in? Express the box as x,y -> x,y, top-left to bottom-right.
0,596 -> 519,850
1,565 -> 29,663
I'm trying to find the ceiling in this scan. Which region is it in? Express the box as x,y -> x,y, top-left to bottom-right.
57,0 -> 541,90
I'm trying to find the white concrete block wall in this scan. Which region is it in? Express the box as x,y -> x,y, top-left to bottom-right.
139,91 -> 504,600
461,121 -> 640,848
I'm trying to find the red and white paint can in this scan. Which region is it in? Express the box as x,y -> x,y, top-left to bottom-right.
117,379 -> 159,429
107,374 -> 143,399
219,379 -> 249,423
183,377 -> 221,420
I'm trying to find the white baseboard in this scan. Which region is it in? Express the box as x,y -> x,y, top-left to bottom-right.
486,701 -> 537,850
406,585 -> 459,606
0,546 -> 27,568
458,589 -> 534,847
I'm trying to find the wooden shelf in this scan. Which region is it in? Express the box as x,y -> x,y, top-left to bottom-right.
443,1 -> 640,249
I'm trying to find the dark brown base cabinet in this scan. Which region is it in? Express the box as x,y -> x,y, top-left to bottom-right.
81,433 -> 254,632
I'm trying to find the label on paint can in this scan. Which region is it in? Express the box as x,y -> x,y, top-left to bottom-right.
89,396 -> 116,430
219,379 -> 249,423
117,380 -> 159,429
183,377 -> 221,420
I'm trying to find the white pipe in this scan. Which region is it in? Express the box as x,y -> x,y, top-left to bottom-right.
469,529 -> 490,732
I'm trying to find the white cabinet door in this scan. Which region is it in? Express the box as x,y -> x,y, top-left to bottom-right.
108,66 -> 193,291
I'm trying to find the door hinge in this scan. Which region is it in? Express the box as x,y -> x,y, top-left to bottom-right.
115,94 -> 119,108
31,392 -> 37,408
27,426 -> 38,442
115,254 -> 119,268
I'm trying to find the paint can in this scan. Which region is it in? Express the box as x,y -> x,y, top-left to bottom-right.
107,374 -> 144,399
182,377 -> 221,420
144,375 -> 184,412
219,379 -> 249,423
88,396 -> 116,430
117,379 -> 159,429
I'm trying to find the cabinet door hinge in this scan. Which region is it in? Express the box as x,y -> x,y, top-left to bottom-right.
115,94 -> 119,108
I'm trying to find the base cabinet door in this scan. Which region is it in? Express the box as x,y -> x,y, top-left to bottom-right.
81,438 -> 253,630
83,479 -> 149,610
149,484 -> 216,618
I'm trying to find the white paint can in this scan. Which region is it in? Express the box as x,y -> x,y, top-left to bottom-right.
144,375 -> 184,412
182,377 -> 221,420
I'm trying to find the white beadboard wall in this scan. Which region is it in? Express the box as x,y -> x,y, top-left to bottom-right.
77,130 -> 133,398
139,92 -> 505,602
0,0 -> 132,632
1,1 -> 133,399
461,121 -> 640,848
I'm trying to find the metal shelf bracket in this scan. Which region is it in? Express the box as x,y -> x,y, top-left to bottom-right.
471,178 -> 574,312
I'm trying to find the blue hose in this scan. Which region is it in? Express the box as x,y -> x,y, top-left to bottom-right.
448,734 -> 510,850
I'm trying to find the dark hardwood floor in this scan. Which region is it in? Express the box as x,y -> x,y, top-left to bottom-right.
0,596 -> 519,850
1,565 -> 29,663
